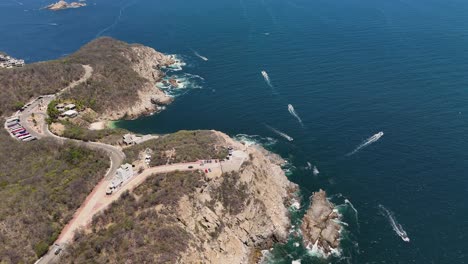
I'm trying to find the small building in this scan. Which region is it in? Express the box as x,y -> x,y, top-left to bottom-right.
65,103 -> 76,110
116,163 -> 133,180
123,134 -> 136,145
56,103 -> 65,111
123,133 -> 144,145
60,109 -> 78,118
108,163 -> 134,192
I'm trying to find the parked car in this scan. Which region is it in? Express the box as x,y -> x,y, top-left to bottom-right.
7,122 -> 18,128
188,166 -> 193,169
10,127 -> 24,133
14,130 -> 27,136
17,133 -> 30,139
54,247 -> 62,255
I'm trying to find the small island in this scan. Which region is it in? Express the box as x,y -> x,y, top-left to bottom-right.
45,0 -> 86,11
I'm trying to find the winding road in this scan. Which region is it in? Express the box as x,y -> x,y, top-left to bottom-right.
21,64 -> 243,264
15,65 -> 125,264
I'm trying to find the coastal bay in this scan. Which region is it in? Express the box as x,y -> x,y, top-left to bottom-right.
1,0 -> 468,263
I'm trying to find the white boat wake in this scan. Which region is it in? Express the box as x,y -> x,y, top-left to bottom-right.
379,205 -> 410,242
347,131 -> 384,156
288,104 -> 304,126
261,70 -> 273,87
193,51 -> 208,61
96,0 -> 134,37
265,124 -> 293,141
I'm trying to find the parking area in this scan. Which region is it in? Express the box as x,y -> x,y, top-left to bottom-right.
4,116 -> 37,142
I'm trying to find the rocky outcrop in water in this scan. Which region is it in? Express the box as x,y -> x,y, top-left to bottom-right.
301,189 -> 341,257
45,0 -> 86,10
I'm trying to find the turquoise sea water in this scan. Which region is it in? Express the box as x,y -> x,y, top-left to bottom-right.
2,0 -> 468,263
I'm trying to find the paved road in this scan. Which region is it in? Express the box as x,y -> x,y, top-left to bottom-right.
14,64 -> 245,264
15,65 -> 124,264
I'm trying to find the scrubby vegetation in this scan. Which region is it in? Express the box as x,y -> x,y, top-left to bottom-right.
212,172 -> 249,215
60,37 -> 155,115
124,130 -> 228,165
59,120 -> 127,144
0,61 -> 84,117
0,37 -> 166,119
0,130 -> 109,263
61,171 -> 202,263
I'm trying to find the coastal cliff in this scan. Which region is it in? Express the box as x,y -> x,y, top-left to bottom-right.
178,132 -> 297,263
117,45 -> 175,119
61,37 -> 175,120
0,37 -> 175,120
61,131 -> 298,263
301,189 -> 341,258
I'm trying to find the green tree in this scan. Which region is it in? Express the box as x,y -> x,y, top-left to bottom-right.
47,100 -> 60,120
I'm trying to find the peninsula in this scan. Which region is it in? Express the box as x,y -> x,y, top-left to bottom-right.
0,38 -> 299,264
45,0 -> 86,11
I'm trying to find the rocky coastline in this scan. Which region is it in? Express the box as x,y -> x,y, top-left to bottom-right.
178,131 -> 299,263
103,44 -> 175,120
301,189 -> 342,258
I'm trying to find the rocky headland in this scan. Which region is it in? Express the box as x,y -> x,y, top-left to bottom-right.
45,0 -> 86,11
61,131 -> 299,263
179,132 -> 298,263
301,189 -> 342,258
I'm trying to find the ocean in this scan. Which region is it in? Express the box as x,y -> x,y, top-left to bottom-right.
1,0 -> 468,263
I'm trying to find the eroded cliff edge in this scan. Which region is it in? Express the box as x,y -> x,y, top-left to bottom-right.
61,131 -> 298,263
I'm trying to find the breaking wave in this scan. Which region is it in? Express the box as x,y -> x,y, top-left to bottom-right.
193,50 -> 208,61
288,104 -> 304,127
165,54 -> 187,71
346,131 -> 384,156
379,205 -> 410,242
156,73 -> 203,97
234,134 -> 277,147
265,124 -> 293,141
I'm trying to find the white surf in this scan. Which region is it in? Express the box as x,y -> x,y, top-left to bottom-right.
266,125 -> 293,141
193,51 -> 208,61
379,205 -> 410,242
288,104 -> 304,126
306,162 -> 312,170
347,131 -> 384,156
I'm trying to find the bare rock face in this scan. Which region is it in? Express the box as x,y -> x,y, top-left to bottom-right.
301,189 -> 341,257
45,0 -> 86,10
177,132 -> 298,263
108,45 -> 175,119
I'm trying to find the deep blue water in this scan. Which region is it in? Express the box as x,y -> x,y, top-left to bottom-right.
2,0 -> 468,263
